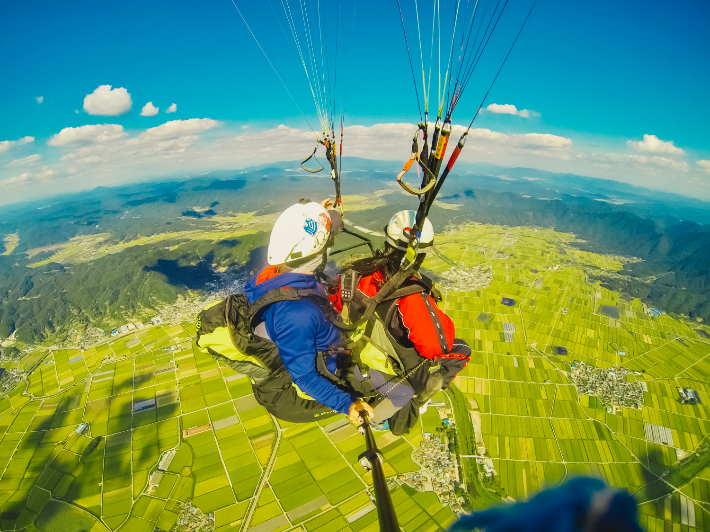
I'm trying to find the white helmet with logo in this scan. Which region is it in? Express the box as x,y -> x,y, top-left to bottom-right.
268,202 -> 334,265
385,210 -> 434,251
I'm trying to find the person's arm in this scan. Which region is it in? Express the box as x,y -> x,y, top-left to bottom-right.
268,300 -> 354,414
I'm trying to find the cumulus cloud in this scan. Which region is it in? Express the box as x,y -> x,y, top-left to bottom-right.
166,103 -> 177,113
8,119 -> 710,206
140,102 -> 159,116
48,124 -> 126,146
514,133 -> 572,150
3,173 -> 30,186
628,134 -> 684,155
0,136 -> 35,153
6,154 -> 41,168
2,167 -> 54,188
602,153 -> 688,172
466,128 -> 508,141
83,85 -> 132,116
36,96 -> 43,104
487,103 -> 540,118
131,118 -> 218,142
648,156 -> 688,171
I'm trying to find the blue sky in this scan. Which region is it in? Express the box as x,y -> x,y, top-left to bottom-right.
1,0 -> 709,205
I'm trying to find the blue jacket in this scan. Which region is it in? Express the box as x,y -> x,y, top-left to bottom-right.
244,268 -> 353,415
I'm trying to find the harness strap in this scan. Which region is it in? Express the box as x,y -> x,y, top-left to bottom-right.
246,286 -> 353,331
336,265 -> 420,331
248,287 -> 329,323
382,282 -> 428,302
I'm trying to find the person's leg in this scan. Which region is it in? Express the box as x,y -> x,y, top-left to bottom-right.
439,338 -> 471,388
368,369 -> 415,424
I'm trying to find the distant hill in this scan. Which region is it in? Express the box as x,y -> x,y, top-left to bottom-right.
1,159 -> 710,344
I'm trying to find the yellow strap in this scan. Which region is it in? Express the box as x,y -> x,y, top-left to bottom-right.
397,153 -> 436,195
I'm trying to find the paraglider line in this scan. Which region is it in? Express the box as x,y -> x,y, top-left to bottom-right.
396,0 -> 424,122
230,0 -> 319,138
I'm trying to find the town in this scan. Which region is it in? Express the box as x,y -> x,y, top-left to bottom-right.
570,360 -> 644,408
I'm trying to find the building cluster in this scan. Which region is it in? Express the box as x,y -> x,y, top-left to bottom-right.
170,501 -> 215,532
404,436 -> 460,504
679,388 -> 702,405
440,265 -> 494,292
643,305 -> 665,317
0,368 -> 24,395
570,361 -> 644,408
111,321 -> 145,337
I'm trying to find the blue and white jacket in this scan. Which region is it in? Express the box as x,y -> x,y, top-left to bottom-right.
244,267 -> 353,415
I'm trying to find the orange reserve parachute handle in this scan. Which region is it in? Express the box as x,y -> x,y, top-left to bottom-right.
397,126 -> 437,195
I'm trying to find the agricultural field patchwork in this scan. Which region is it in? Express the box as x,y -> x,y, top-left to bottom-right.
425,222 -> 710,531
0,221 -> 709,531
0,320 -> 454,532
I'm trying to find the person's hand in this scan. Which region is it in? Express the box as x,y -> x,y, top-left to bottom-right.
321,198 -> 334,209
348,399 -> 374,425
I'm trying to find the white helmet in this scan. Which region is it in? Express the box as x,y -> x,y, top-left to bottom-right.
385,210 -> 434,251
268,202 -> 333,265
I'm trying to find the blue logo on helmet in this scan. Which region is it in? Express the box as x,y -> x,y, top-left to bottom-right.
303,218 -> 318,236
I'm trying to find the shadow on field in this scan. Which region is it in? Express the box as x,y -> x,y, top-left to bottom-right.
144,251 -> 219,289
238,246 -> 268,275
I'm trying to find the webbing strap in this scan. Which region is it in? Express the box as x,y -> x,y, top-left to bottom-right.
247,286 -> 351,331
337,265 -> 418,331
248,287 -> 329,323
382,282 -> 428,302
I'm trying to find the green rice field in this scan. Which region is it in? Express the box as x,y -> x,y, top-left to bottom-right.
1,221 -> 709,531
426,223 -> 710,531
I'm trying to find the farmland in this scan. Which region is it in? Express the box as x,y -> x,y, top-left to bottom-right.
425,222 -> 710,531
0,220 -> 709,531
0,319 -> 455,531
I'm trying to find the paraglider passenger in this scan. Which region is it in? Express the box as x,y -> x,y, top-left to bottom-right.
333,210 -> 471,434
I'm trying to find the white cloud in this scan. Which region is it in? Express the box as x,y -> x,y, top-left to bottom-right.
166,103 -> 177,114
3,173 -> 30,186
36,96 -> 43,104
487,103 -> 519,115
518,109 -> 541,118
514,133 -> 572,150
83,85 -> 132,116
487,103 -> 540,118
466,128 -> 508,141
6,154 -> 41,168
698,160 -> 710,173
0,136 -> 35,153
131,118 -> 219,142
648,156 -> 688,171
628,134 -> 684,155
2,167 -> 54,188
140,102 -> 159,116
48,124 -> 126,146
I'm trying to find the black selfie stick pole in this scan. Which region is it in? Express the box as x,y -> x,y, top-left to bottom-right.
358,413 -> 400,532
